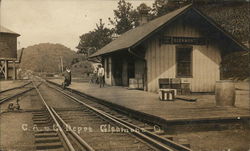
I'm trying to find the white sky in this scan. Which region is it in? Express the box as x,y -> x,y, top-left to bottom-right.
1,0 -> 154,50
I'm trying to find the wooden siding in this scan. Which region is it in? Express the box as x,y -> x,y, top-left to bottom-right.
145,19 -> 221,92
146,38 -> 176,92
192,43 -> 221,92
0,34 -> 17,60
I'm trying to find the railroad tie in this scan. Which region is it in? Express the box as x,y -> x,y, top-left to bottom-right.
32,111 -> 63,150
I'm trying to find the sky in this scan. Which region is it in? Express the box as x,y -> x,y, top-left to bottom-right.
0,0 -> 154,50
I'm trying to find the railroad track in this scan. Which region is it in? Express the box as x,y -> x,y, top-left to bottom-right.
0,81 -> 40,105
32,80 -> 94,151
0,81 -> 32,94
32,80 -> 157,151
33,77 -> 192,151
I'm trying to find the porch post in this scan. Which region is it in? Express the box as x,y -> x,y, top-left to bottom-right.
111,57 -> 115,86
144,60 -> 147,91
5,60 -> 8,80
13,61 -> 16,80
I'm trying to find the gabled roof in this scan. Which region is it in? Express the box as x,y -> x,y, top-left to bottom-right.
0,26 -> 20,36
90,4 -> 248,58
91,5 -> 192,58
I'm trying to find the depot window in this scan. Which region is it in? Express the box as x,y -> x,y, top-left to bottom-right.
176,46 -> 192,77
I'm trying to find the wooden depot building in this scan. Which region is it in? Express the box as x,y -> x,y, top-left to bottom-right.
90,5 -> 248,93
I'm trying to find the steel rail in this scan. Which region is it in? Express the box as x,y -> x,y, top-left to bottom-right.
0,81 -> 32,94
0,82 -> 43,104
0,87 -> 35,104
46,81 -> 192,151
32,81 -> 76,151
99,108 -> 192,151
50,107 -> 95,151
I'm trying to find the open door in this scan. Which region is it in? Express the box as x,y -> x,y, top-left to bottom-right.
127,61 -> 135,84
112,57 -> 123,86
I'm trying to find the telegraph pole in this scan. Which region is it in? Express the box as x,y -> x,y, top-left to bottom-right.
60,56 -> 64,73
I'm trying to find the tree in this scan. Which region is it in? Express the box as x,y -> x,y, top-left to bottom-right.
77,1 -> 153,57
76,19 -> 113,56
152,0 -> 191,18
152,0 -> 169,17
71,61 -> 94,76
221,51 -> 250,80
195,1 -> 249,43
20,43 -> 77,73
135,3 -> 153,24
109,0 -> 137,35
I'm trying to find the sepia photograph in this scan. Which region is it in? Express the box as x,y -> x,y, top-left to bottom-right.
0,0 -> 249,151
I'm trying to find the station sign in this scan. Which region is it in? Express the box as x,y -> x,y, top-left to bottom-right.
160,36 -> 208,45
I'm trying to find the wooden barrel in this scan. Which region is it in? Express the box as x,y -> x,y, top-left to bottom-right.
215,80 -> 235,107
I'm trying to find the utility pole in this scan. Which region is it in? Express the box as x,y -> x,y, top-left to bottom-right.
18,41 -> 20,49
0,0 -> 2,22
58,63 -> 61,73
60,56 -> 64,73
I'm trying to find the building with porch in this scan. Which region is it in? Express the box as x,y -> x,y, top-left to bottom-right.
0,26 -> 20,80
90,5 -> 248,93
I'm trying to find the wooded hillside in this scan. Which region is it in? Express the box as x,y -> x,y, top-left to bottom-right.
20,43 -> 78,73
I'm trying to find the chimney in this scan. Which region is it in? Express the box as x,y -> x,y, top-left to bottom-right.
139,8 -> 149,25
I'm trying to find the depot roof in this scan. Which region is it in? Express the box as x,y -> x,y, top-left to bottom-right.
0,26 -> 20,36
90,4 -> 248,58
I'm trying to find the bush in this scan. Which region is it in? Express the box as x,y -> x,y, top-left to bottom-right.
221,51 -> 250,80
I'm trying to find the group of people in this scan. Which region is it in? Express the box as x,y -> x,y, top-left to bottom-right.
92,64 -> 105,88
62,64 -> 105,89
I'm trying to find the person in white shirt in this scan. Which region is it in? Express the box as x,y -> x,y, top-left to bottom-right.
97,64 -> 105,88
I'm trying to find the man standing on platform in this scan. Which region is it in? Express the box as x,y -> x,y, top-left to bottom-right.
67,67 -> 72,85
97,64 -> 104,88
62,66 -> 71,89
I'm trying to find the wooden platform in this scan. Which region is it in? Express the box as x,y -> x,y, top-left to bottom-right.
47,78 -> 250,125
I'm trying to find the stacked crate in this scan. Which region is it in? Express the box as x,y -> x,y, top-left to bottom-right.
180,79 -> 191,95
158,78 -> 190,95
170,78 -> 182,94
159,78 -> 171,89
138,78 -> 143,89
129,78 -> 143,89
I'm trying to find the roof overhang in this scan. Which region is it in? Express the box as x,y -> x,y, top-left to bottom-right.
89,5 -> 193,58
0,26 -> 20,37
